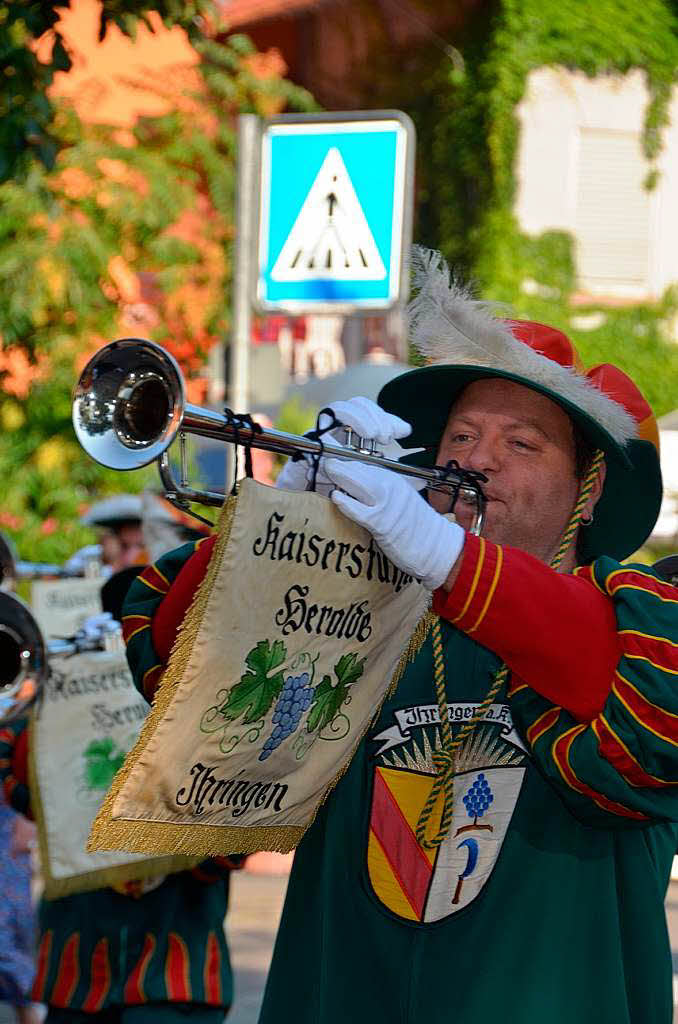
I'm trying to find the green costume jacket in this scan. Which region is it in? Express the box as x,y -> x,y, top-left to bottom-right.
122,534 -> 678,1024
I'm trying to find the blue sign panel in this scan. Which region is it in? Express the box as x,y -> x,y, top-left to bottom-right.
256,113 -> 414,312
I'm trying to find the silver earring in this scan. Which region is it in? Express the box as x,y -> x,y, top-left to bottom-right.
581,511 -> 594,526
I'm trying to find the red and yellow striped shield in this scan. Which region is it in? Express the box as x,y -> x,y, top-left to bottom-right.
367,762 -> 526,922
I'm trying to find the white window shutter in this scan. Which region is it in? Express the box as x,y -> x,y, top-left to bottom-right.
575,129 -> 650,292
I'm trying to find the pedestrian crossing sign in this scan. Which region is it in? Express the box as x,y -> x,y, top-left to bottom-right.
256,112 -> 415,312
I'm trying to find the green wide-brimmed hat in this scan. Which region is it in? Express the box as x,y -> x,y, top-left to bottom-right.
378,248 -> 662,563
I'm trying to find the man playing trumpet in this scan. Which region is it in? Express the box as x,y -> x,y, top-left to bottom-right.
123,249 -> 677,1023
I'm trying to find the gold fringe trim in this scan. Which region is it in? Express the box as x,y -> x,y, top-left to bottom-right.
28,714 -> 50,891
90,491 -> 436,859
88,496 -> 238,854
91,819 -> 306,857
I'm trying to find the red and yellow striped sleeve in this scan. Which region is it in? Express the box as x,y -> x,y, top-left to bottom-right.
432,534 -> 621,720
508,558 -> 678,827
123,536 -> 215,703
151,536 -> 216,664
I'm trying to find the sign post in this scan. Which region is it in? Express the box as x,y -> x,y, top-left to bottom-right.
228,113 -> 261,483
255,111 -> 415,314
229,114 -> 261,415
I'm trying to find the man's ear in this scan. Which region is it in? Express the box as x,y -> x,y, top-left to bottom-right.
584,458 -> 607,520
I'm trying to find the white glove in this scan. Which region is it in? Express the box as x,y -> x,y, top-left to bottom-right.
325,458 -> 465,590
63,544 -> 104,574
275,396 -> 412,496
326,397 -> 412,445
79,611 -> 116,638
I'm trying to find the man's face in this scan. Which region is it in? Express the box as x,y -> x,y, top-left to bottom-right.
429,378 -> 582,564
100,522 -> 146,572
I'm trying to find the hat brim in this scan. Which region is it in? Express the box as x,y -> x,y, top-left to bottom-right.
378,365 -> 662,562
84,515 -> 143,529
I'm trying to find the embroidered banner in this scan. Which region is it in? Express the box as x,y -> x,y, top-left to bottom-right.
31,578 -> 102,641
30,649 -> 195,898
90,479 -> 432,857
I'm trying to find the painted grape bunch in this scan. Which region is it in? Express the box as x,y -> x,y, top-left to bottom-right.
207,640 -> 365,757
463,773 -> 494,822
259,671 -> 315,761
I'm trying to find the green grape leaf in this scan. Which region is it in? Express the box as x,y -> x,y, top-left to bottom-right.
220,639 -> 287,724
334,653 -> 366,689
83,737 -> 125,790
307,653 -> 365,733
84,737 -> 115,760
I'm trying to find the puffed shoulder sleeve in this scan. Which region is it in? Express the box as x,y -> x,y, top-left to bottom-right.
433,534 -> 620,719
508,559 -> 678,828
122,536 -> 216,702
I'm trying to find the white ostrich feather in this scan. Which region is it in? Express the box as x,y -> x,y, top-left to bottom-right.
406,246 -> 637,446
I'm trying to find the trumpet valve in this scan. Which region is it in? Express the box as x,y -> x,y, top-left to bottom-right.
342,428 -> 383,458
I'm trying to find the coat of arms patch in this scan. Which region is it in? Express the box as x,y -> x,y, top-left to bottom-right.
367,702 -> 527,922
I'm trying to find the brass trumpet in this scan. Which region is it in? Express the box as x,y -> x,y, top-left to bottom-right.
72,338 -> 487,533
0,591 -> 124,725
0,591 -> 47,723
0,534 -> 100,591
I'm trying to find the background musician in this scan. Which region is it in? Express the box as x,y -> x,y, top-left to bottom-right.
64,495 -> 147,579
65,493 -> 210,581
0,567 -> 244,1023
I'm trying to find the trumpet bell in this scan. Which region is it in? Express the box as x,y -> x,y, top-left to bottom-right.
72,338 -> 185,470
0,592 -> 47,724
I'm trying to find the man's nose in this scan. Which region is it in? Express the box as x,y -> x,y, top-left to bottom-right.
463,438 -> 501,475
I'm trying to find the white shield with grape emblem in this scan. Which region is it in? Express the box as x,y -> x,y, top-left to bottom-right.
368,712 -> 526,922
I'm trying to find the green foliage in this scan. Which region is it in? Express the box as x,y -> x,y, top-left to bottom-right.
272,395 -> 318,479
0,31 -> 314,562
519,231 -> 576,299
401,0 -> 678,422
572,308 -> 678,419
411,0 -> 678,273
274,396 -> 316,437
0,0 -> 216,183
